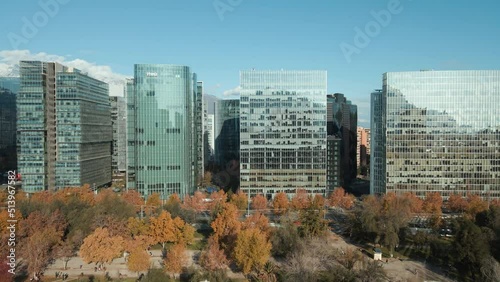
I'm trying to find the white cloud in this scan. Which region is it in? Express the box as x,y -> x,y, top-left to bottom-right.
0,50 -> 129,97
222,86 -> 241,97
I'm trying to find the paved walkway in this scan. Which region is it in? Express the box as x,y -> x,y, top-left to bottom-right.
46,250 -> 164,280
328,234 -> 454,282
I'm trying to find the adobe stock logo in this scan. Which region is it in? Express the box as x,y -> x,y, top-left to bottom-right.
340,0 -> 411,63
213,0 -> 243,21
7,0 -> 70,49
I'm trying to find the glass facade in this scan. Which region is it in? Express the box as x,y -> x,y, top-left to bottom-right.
327,94 -> 358,190
215,99 -> 240,167
203,111 -> 215,166
18,61 -> 65,192
110,96 -> 127,172
195,81 -> 204,181
0,77 -> 19,173
126,65 -> 198,198
55,69 -> 112,189
240,70 -> 327,199
371,71 -> 500,199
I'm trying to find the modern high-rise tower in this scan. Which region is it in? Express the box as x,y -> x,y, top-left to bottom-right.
371,70 -> 500,199
110,96 -> 127,173
18,61 -> 66,192
240,70 -> 327,199
126,65 -> 198,198
195,81 -> 204,182
55,68 -> 112,189
0,77 -> 19,174
18,61 -> 112,192
326,93 -> 357,190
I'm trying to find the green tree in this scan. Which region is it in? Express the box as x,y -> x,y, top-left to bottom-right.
452,218 -> 491,281
298,208 -> 329,238
270,217 -> 300,258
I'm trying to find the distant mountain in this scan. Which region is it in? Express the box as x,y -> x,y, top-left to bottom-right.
0,64 -> 20,77
203,94 -> 219,115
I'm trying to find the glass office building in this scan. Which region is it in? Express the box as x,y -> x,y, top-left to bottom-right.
126,65 -> 198,198
215,99 -> 240,167
195,81 -> 204,180
214,99 -> 240,191
0,77 -> 19,173
371,70 -> 500,199
55,68 -> 112,189
110,96 -> 127,173
18,61 -> 66,192
240,70 -> 327,199
327,93 -> 357,190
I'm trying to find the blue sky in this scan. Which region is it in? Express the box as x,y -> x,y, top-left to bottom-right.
1,0 -> 500,126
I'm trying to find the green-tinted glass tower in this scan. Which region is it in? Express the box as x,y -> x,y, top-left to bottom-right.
126,65 -> 198,198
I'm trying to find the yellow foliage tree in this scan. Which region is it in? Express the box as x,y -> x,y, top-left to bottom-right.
79,227 -> 124,267
208,189 -> 228,214
211,202 -> 241,253
127,217 -> 149,237
127,247 -> 151,273
200,236 -> 229,271
242,212 -> 270,237
166,193 -> 181,207
290,189 -> 310,210
122,190 -> 144,212
272,192 -> 289,215
423,192 -> 443,214
447,193 -> 468,213
164,243 -> 188,276
148,211 -> 175,251
230,191 -> 248,212
251,194 -> 268,211
233,228 -> 271,274
149,211 -> 193,253
466,193 -> 488,218
402,192 -> 423,213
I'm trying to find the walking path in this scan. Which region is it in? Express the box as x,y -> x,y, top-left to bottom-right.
46,250 -> 164,280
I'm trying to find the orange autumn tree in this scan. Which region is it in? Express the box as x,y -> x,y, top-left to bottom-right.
127,217 -> 149,237
466,193 -> 489,218
233,227 -> 272,274
242,212 -> 270,236
423,192 -> 443,228
402,192 -> 423,213
251,194 -> 268,211
491,199 -> 500,207
291,189 -> 310,210
447,193 -> 468,213
199,237 -> 229,271
127,247 -> 150,274
122,190 -> 144,213
166,193 -> 181,207
211,202 -> 241,254
230,191 -> 248,212
311,194 -> 326,210
79,227 -> 124,267
328,187 -> 355,209
423,192 -> 443,214
272,192 -> 289,215
145,193 -> 162,215
183,191 -> 207,214
208,189 -> 228,214
148,211 -> 193,254
164,243 -> 188,277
